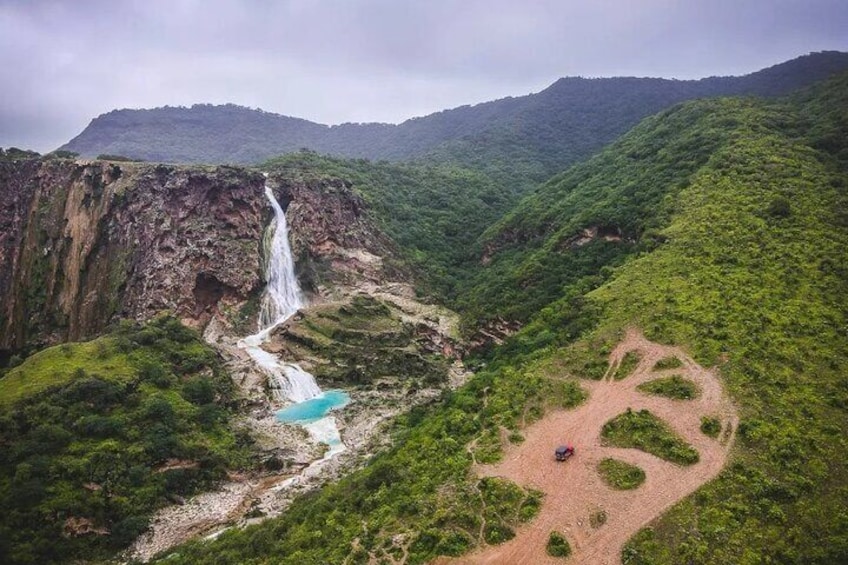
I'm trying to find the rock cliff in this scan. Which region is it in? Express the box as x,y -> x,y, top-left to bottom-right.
270,174 -> 404,296
0,159 -> 401,355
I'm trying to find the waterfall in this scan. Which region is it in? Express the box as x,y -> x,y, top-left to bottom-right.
240,179 -> 321,403
258,183 -> 303,330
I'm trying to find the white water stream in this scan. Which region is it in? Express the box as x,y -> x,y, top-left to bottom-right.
238,180 -> 346,453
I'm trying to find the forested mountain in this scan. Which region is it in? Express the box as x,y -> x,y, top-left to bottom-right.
140,71 -> 848,564
61,52 -> 848,189
5,52 -> 848,565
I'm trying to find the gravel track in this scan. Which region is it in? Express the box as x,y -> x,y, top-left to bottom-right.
438,329 -> 738,565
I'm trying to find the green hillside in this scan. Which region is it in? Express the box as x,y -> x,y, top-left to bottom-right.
149,74 -> 848,565
0,317 -> 252,565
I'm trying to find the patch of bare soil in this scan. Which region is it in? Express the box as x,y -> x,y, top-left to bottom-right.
438,328 -> 738,565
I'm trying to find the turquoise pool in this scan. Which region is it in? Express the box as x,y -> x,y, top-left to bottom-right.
276,390 -> 351,424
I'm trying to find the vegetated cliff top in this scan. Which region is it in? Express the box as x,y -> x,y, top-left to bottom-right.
59,51 -> 848,182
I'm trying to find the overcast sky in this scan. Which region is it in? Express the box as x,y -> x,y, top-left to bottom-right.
1,0 -> 847,152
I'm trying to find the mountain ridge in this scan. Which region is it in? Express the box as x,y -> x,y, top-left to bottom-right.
60,51 -> 848,181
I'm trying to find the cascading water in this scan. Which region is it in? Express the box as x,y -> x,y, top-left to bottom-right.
239,178 -> 347,456
258,183 -> 303,329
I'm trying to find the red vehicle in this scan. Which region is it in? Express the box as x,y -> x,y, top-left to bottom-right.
555,445 -> 575,461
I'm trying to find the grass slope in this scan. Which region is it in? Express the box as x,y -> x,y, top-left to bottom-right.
460,97 -> 790,326
503,74 -> 848,563
598,100 -> 848,563
0,338 -> 134,406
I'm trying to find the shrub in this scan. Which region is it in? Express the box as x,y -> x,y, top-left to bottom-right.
547,531 -> 572,557
636,375 -> 700,400
766,196 -> 791,218
652,356 -> 683,371
182,376 -> 215,405
700,416 -> 722,438
590,509 -> 608,528
601,409 -> 699,465
138,358 -> 172,388
614,351 -> 642,380
483,523 -> 515,545
598,458 -> 646,489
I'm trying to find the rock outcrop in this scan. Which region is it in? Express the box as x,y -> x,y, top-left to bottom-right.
270,174 -> 403,297
0,159 -> 267,352
0,159 -> 403,354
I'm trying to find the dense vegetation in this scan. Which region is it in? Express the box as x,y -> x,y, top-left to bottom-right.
459,96 -> 785,326
598,458 -> 647,490
546,531 -> 572,558
0,317 -> 251,565
606,75 -> 848,564
473,72 -> 848,563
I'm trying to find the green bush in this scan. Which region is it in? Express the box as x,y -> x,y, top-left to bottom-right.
182,376 -> 215,405
637,375 -> 700,400
614,351 -> 642,380
652,356 -> 683,371
601,409 -> 699,465
700,416 -> 722,438
598,458 -> 647,490
547,531 -> 572,557
483,523 -> 515,545
766,196 -> 792,218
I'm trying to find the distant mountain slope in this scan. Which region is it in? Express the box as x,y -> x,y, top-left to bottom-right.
60,52 -> 848,183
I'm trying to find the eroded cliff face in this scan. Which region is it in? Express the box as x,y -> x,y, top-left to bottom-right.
0,159 -> 401,354
270,174 -> 403,296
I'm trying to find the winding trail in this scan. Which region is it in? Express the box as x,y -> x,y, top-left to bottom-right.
439,329 -> 738,565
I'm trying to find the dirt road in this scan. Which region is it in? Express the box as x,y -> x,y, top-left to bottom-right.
439,329 -> 737,565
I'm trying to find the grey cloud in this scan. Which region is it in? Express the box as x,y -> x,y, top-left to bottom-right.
1,0 -> 846,152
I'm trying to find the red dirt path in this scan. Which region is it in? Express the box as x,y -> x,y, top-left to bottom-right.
436,329 -> 737,565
